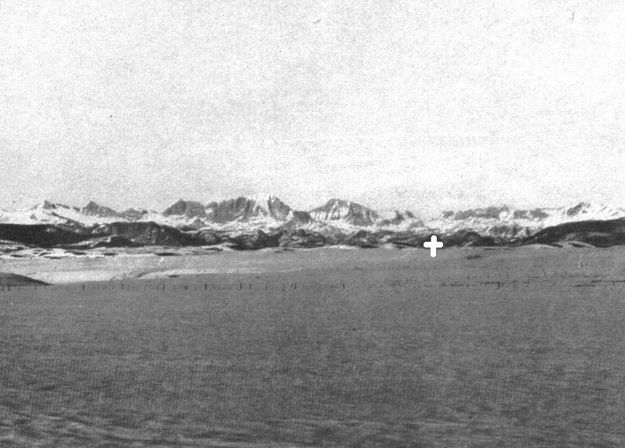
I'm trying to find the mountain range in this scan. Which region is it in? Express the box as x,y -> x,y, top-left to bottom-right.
1,197 -> 625,251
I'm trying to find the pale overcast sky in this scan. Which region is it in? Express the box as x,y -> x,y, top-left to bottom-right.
1,0 -> 624,217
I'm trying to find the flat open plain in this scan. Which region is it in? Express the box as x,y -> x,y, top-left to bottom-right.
1,247 -> 625,447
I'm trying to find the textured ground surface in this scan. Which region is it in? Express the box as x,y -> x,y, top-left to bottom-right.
1,247 -> 625,447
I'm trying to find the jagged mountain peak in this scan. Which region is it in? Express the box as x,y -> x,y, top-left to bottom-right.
32,200 -> 75,211
157,195 -> 308,225
84,200 -> 101,209
205,197 -> 267,223
163,199 -> 207,218
40,200 -> 57,210
441,205 -> 512,221
313,198 -> 366,210
441,205 -> 561,222
310,198 -> 379,226
265,193 -> 280,202
120,207 -> 149,221
378,210 -> 424,227
511,208 -> 550,220
263,196 -> 313,223
320,198 -> 361,209
440,202 -> 625,223
82,201 -> 121,217
265,196 -> 292,220
563,201 -> 623,218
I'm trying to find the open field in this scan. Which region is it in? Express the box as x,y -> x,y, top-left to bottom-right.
1,247 -> 625,447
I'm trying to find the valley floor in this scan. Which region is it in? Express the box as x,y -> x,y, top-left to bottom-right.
1,247 -> 625,447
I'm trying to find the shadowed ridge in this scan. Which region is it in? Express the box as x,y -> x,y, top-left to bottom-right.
0,272 -> 48,286
521,218 -> 625,247
0,223 -> 90,247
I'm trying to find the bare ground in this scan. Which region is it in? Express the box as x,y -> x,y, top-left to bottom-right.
1,247 -> 625,447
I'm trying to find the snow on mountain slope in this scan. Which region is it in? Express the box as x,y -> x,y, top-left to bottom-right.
428,202 -> 625,239
150,196 -> 312,230
1,198 -> 624,241
375,210 -> 425,231
162,200 -> 207,218
0,197 -> 308,230
206,197 -> 271,223
309,199 -> 380,226
549,202 -> 625,224
82,201 -> 122,218
0,201 -> 121,226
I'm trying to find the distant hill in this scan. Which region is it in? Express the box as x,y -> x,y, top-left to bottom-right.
520,218 -> 625,247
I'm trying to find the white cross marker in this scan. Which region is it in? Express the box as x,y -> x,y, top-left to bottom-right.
424,235 -> 443,257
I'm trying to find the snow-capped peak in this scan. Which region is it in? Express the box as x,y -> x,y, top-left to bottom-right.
560,202 -> 624,220
309,198 -> 379,226
1,197 -> 624,240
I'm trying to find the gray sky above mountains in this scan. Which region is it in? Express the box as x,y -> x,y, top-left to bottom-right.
1,0 -> 624,217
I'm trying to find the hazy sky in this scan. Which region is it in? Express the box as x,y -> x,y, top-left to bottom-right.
1,1 -> 625,217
